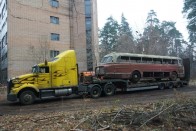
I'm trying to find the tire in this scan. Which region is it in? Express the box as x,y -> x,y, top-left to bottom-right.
104,83 -> 115,96
170,72 -> 178,81
158,83 -> 165,90
90,85 -> 101,98
175,81 -> 183,88
131,71 -> 141,83
19,90 -> 36,105
155,78 -> 161,81
168,82 -> 174,89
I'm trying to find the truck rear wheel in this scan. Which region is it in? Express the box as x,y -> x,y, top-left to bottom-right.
104,83 -> 115,96
90,85 -> 101,98
19,90 -> 35,105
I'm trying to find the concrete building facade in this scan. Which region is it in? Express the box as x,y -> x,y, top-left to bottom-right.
0,0 -> 98,83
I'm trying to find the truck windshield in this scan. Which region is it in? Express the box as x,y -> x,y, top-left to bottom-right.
32,66 -> 39,73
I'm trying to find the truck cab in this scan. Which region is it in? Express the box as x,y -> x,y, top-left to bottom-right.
7,50 -> 78,104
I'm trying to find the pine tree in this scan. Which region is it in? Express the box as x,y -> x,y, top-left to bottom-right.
160,21 -> 183,56
183,0 -> 196,66
139,10 -> 163,55
115,13 -> 135,53
183,0 -> 196,44
99,16 -> 119,59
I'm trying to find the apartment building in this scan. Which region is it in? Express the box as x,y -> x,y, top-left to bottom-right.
0,0 -> 99,83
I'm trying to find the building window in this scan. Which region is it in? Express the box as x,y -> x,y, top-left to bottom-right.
85,18 -> 91,31
50,50 -> 59,58
51,33 -> 60,41
50,16 -> 59,24
85,0 -> 91,17
50,0 -> 59,8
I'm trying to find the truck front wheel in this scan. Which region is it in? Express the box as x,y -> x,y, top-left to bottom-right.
19,90 -> 36,105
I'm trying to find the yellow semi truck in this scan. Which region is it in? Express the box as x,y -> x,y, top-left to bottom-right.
7,50 -> 190,105
7,50 -> 79,104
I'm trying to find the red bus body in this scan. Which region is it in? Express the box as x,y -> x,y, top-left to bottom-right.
95,53 -> 184,82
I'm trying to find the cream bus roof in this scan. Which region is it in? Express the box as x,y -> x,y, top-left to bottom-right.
104,52 -> 181,60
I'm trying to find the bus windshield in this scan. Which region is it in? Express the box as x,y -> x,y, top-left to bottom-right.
101,56 -> 113,63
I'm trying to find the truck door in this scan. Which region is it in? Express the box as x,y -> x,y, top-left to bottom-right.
37,66 -> 50,88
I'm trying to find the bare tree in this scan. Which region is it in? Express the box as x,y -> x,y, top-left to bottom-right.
28,36 -> 50,64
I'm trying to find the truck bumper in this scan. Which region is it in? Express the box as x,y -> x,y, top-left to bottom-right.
7,94 -> 17,101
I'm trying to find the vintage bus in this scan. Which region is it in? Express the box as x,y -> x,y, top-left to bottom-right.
95,52 -> 184,83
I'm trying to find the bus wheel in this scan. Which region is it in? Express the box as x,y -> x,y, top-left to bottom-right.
131,71 -> 141,83
104,83 -> 115,96
19,90 -> 36,105
90,85 -> 101,98
170,72 -> 177,81
158,83 -> 165,90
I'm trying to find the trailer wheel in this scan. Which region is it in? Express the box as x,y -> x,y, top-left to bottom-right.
90,85 -> 101,98
168,82 -> 174,89
158,83 -> 165,90
19,90 -> 36,105
104,83 -> 115,96
131,71 -> 141,83
175,81 -> 183,88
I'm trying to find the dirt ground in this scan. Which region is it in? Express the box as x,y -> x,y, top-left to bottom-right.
0,84 -> 196,116
0,84 -> 196,130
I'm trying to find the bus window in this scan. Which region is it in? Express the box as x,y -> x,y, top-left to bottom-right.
153,58 -> 162,64
130,57 -> 141,63
101,56 -> 113,63
118,56 -> 129,62
163,59 -> 171,64
142,57 -> 152,63
101,56 -> 108,63
105,56 -> 113,63
172,59 -> 178,65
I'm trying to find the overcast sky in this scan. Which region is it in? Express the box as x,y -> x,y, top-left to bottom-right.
97,0 -> 189,40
